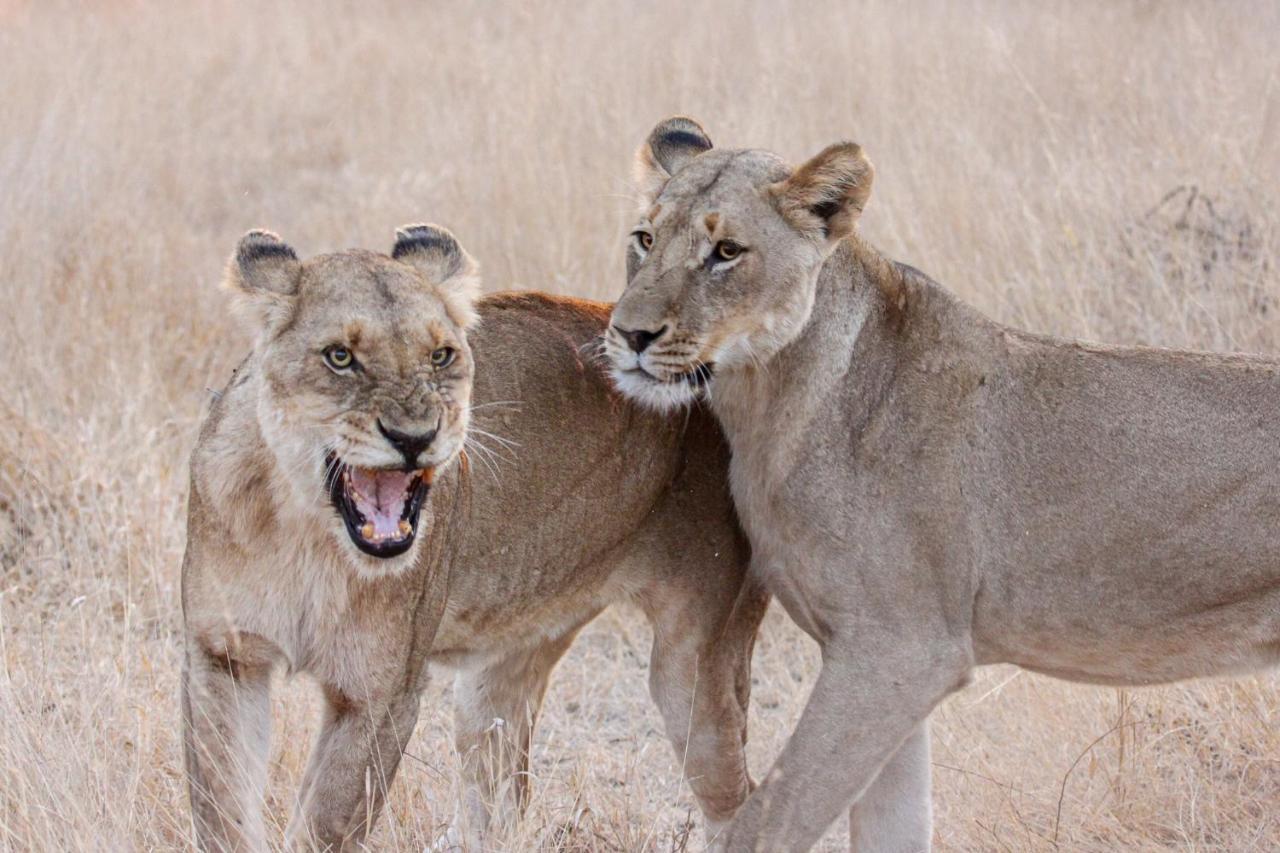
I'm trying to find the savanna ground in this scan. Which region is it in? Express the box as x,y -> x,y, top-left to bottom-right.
2,1 -> 1279,849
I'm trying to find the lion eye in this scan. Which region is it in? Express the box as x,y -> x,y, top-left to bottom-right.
430,347 -> 455,368
324,346 -> 355,371
714,240 -> 744,262
633,231 -> 654,253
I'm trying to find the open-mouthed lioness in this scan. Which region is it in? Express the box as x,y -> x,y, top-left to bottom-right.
182,225 -> 481,850
606,116 -> 1280,852
183,227 -> 771,851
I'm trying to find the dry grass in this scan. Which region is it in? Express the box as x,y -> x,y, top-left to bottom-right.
2,0 -> 1279,849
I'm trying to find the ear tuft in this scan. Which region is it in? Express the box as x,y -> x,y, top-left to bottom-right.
223,229 -> 300,338
393,223 -> 481,329
771,142 -> 874,245
634,116 -> 714,206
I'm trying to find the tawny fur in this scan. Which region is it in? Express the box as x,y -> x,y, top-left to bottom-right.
183,227 -> 479,851
182,230 -> 767,850
608,117 -> 1280,852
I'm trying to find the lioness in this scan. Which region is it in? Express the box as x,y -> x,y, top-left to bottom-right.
183,225 -> 481,850
606,116 -> 1280,852
182,227 -> 769,850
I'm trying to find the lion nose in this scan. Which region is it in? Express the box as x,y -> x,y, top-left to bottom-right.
377,420 -> 438,467
614,324 -> 667,354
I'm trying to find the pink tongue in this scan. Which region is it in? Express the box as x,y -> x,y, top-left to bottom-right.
350,468 -> 414,539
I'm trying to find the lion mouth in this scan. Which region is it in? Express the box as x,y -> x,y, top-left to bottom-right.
626,362 -> 715,388
326,453 -> 432,559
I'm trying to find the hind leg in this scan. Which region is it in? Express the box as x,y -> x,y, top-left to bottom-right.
639,571 -> 769,838
450,625 -> 586,847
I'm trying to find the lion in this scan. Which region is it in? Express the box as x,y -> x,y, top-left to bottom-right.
182,227 -> 772,851
182,224 -> 481,850
606,116 -> 1280,852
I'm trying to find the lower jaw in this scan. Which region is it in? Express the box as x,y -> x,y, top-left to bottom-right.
347,532 -> 417,559
340,508 -> 423,559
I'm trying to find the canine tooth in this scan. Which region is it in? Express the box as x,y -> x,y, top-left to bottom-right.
398,520 -> 412,536
361,523 -> 374,539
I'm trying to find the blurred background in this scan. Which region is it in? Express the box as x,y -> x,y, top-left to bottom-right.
1,1 -> 1278,849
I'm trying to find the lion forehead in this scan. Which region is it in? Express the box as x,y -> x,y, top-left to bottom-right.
291,257 -> 460,348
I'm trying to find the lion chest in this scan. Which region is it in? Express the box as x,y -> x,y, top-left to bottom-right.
192,529 -> 416,692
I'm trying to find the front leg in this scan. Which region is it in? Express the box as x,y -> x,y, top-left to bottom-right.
286,685 -> 423,851
849,721 -> 933,853
713,636 -> 966,852
182,639 -> 274,853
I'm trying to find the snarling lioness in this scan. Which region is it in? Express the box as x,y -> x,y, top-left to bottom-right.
607,117 -> 1280,852
182,227 -> 769,851
182,225 -> 481,850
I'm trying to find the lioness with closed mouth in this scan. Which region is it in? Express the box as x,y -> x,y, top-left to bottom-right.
607,116 -> 1280,852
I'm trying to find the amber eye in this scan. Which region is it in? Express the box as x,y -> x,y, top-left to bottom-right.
714,240 -> 743,262
634,231 -> 654,252
430,347 -> 455,368
324,346 -> 355,370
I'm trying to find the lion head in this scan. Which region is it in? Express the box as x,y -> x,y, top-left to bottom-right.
606,116 -> 873,411
223,224 -> 479,570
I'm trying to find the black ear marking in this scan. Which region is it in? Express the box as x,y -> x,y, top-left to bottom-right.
393,224 -> 459,259
392,223 -> 463,278
646,116 -> 714,176
392,222 -> 478,289
231,229 -> 300,299
236,230 -> 298,267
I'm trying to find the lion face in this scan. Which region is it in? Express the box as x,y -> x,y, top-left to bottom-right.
226,225 -> 479,572
606,117 -> 873,411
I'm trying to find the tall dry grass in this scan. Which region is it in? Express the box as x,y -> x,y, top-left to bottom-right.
1,1 -> 1278,849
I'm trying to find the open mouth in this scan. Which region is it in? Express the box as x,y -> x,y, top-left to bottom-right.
325,452 -> 432,559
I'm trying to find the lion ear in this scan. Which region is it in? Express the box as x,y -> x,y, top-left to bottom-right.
770,142 -> 874,246
392,223 -> 481,329
223,229 -> 300,338
634,116 -> 714,206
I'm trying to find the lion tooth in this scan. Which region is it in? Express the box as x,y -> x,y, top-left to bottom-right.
361,523 -> 374,539
398,520 -> 412,536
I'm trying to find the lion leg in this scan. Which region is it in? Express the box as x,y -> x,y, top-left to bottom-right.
640,579 -> 769,840
450,628 -> 583,846
285,684 -> 423,851
712,636 -> 965,853
848,721 -> 933,853
182,641 -> 274,853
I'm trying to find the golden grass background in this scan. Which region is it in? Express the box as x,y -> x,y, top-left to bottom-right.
2,0 -> 1279,849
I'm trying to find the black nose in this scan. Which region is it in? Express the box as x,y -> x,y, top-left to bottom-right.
614,324 -> 667,354
378,420 -> 438,467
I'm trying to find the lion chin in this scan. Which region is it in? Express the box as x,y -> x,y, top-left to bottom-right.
608,364 -> 713,413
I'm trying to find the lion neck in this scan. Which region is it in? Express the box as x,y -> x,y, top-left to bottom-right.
710,237 -> 907,496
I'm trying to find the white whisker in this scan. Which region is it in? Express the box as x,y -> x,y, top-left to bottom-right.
467,426 -> 519,453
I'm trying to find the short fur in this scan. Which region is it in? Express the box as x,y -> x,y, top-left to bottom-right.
183,226 -> 479,850
183,231 -> 766,849
608,117 -> 1280,852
